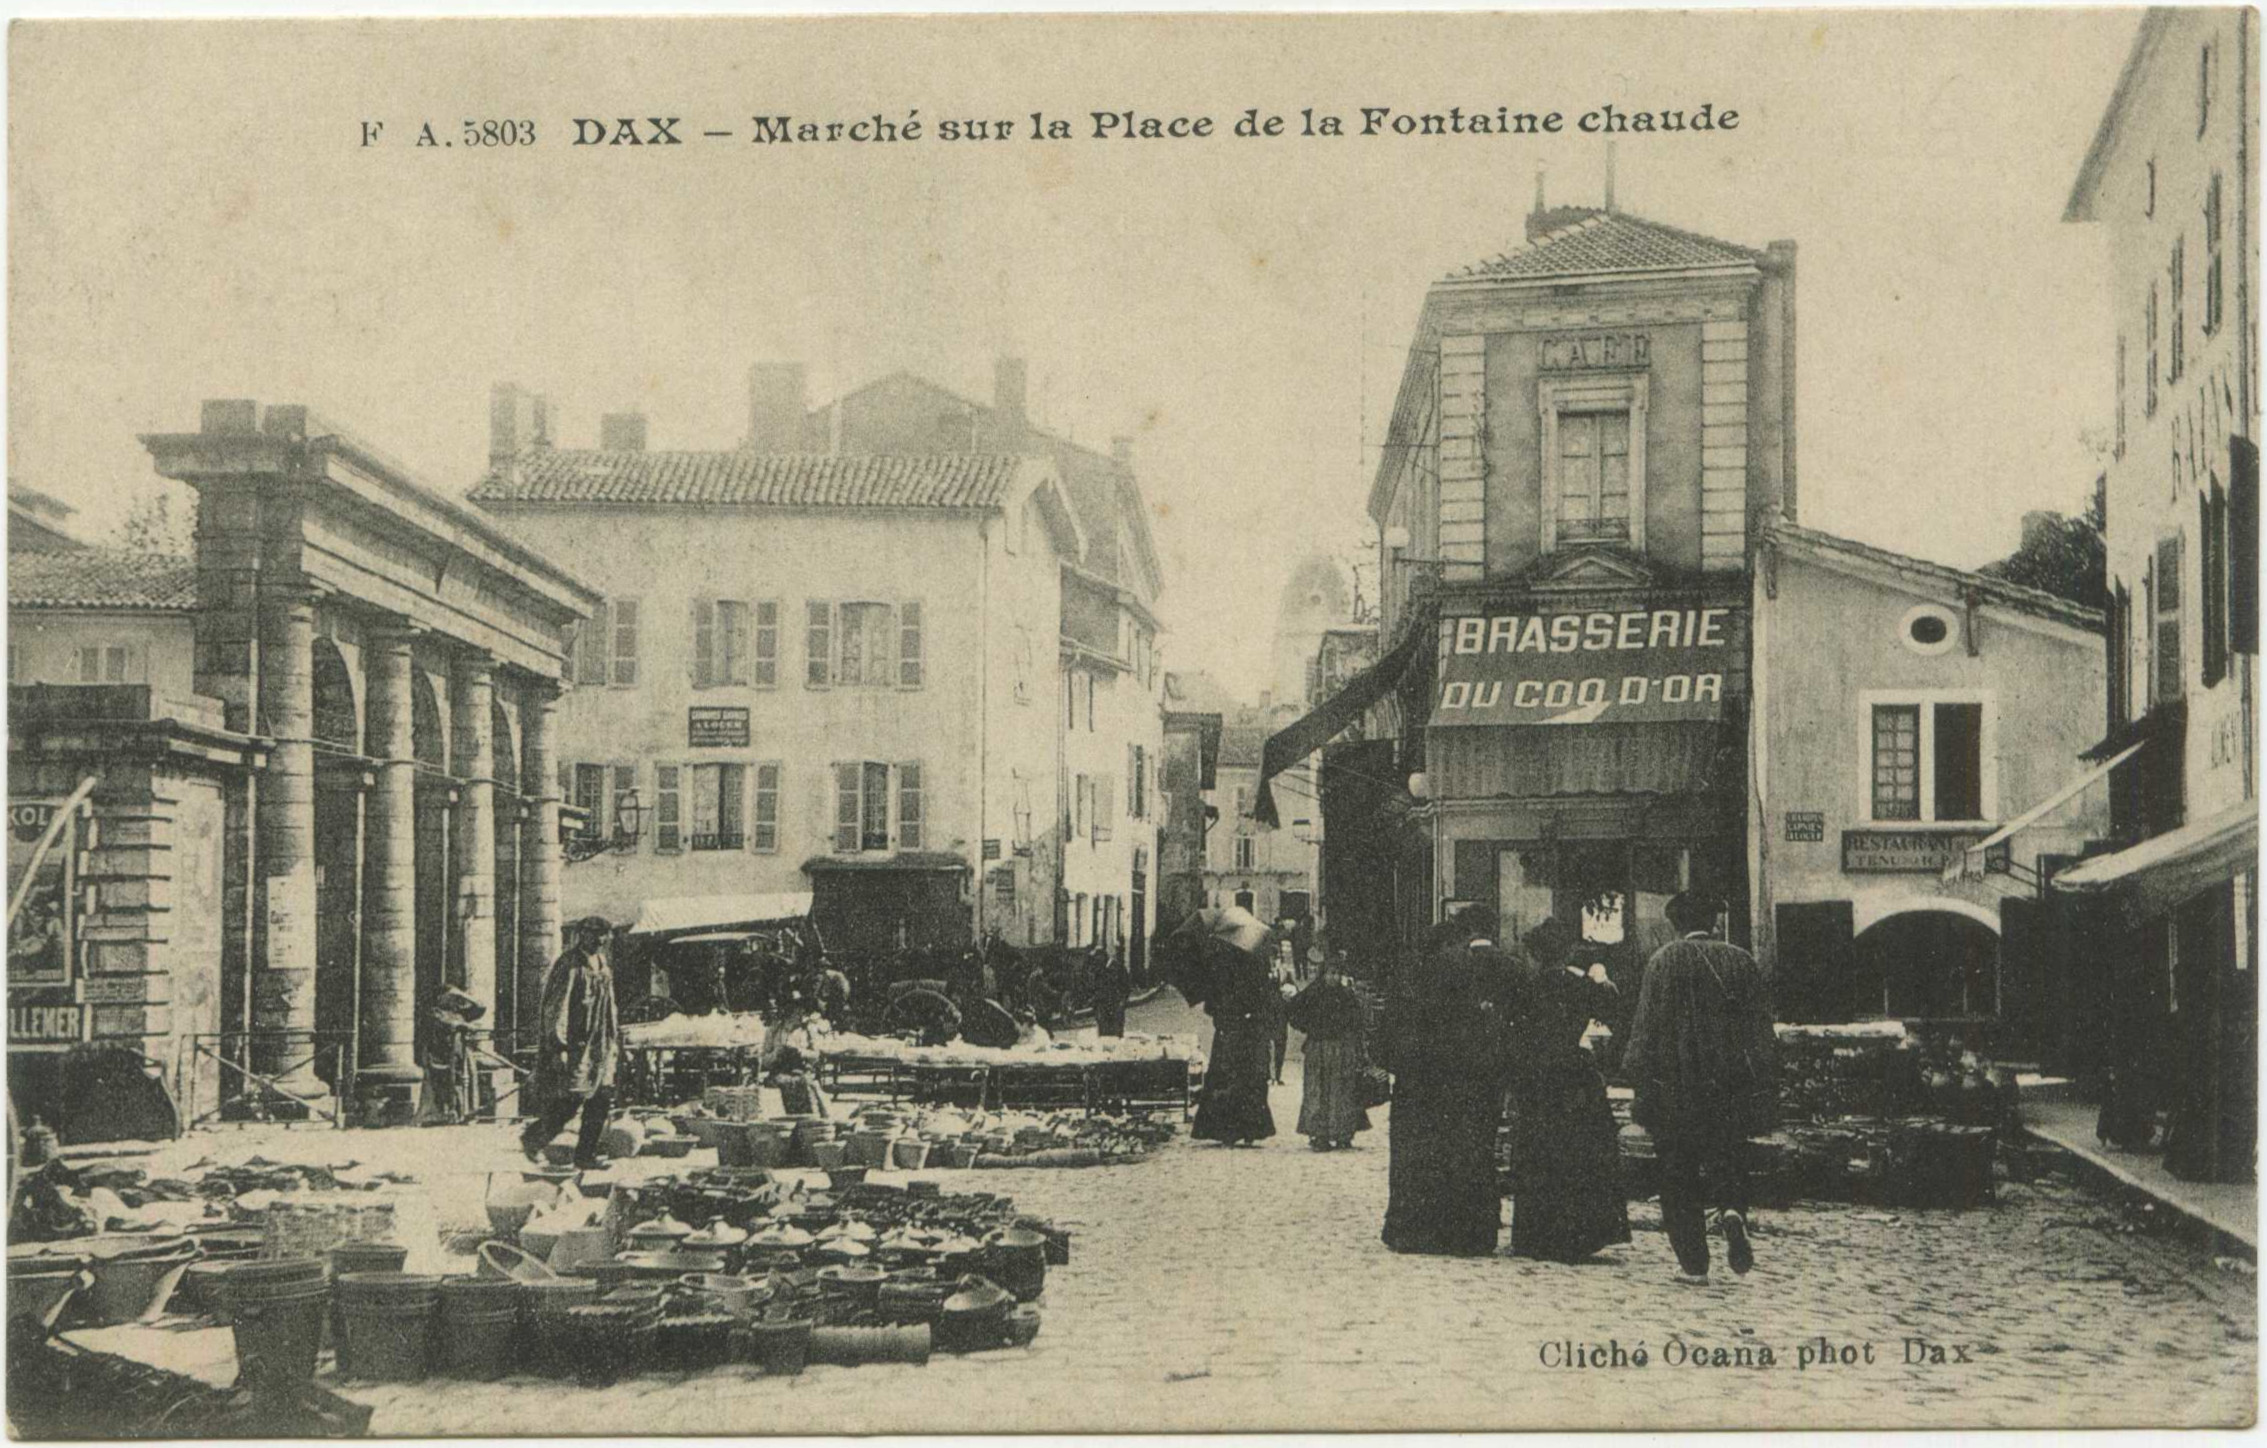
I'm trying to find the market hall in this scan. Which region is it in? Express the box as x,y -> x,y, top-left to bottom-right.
7,400 -> 598,1135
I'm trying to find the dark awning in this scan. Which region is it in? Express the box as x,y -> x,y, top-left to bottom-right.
1428,720 -> 1730,799
2052,801 -> 2256,920
1254,617 -> 1431,828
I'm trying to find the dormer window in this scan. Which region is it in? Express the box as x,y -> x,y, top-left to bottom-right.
1538,374 -> 1649,554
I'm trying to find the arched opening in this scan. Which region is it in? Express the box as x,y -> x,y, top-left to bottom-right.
1852,909 -> 2000,1021
490,699 -> 520,1037
311,638 -> 361,1086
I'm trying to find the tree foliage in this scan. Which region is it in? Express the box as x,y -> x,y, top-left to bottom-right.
1977,489 -> 2107,613
114,490 -> 196,556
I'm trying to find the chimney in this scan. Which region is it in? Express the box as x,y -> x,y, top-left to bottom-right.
746,362 -> 808,454
993,357 -> 1029,450
488,383 -> 538,469
202,399 -> 259,435
1603,141 -> 1617,212
600,412 -> 648,452
1110,436 -> 1134,468
1532,166 -> 1546,219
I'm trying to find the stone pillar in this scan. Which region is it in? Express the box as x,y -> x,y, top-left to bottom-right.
517,682 -> 564,1045
451,654 -> 498,1013
253,585 -> 323,1094
359,626 -> 421,1113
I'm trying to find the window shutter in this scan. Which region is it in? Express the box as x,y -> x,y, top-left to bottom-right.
692,598 -> 715,688
897,762 -> 923,849
1931,703 -> 1984,822
753,601 -> 777,688
2156,535 -> 2184,703
654,765 -> 681,852
2232,438 -> 2258,655
611,599 -> 640,687
833,764 -> 859,852
752,763 -> 780,852
807,602 -> 833,688
2202,489 -> 2228,687
576,602 -> 609,684
898,601 -> 924,689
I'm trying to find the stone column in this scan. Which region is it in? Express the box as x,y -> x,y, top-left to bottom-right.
517,682 -> 564,1044
451,654 -> 498,1013
359,625 -> 421,1111
253,584 -> 323,1093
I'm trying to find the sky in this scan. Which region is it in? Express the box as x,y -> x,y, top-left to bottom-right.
9,10 -> 2139,703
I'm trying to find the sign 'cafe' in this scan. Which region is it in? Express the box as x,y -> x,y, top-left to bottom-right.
1435,606 -> 1737,727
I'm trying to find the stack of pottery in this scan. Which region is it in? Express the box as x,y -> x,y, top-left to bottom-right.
557,1298 -> 659,1387
519,1278 -> 600,1376
70,1235 -> 203,1328
744,1312 -> 814,1376
654,1306 -> 739,1370
222,1257 -> 329,1390
436,1276 -> 522,1380
334,1271 -> 442,1382
676,1272 -> 771,1319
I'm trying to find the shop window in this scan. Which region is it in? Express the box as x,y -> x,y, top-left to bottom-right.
653,765 -> 681,853
1868,698 -> 1991,823
2155,533 -> 2185,703
689,763 -> 745,851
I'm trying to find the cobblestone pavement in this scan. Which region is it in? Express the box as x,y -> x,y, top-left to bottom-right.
63,992 -> 2257,1432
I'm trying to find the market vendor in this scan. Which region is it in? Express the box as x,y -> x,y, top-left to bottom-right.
886,984 -> 964,1047
817,959 -> 853,1023
1014,1007 -> 1053,1051
417,985 -> 486,1126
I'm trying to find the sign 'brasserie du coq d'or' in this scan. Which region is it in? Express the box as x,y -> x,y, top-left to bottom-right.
1434,606 -> 1743,726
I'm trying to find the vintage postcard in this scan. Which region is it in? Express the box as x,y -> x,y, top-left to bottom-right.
2,6 -> 2258,1436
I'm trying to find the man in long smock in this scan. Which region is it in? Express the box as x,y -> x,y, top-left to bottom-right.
519,916 -> 623,1170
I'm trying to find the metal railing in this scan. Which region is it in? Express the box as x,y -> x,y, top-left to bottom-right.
178,1030 -> 356,1130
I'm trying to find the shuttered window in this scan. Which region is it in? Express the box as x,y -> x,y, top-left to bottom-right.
654,765 -> 681,853
897,763 -> 923,849
752,763 -> 780,853
2156,534 -> 2184,704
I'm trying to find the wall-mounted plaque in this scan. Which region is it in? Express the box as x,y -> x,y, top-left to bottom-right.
688,706 -> 751,748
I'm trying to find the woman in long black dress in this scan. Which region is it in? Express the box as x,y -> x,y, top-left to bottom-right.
1171,908 -> 1280,1147
1506,923 -> 1632,1263
1382,909 -> 1518,1256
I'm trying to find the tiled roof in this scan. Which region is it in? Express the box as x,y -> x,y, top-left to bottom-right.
468,450 -> 1034,510
1218,720 -> 1271,768
1453,209 -> 1761,281
9,548 -> 198,611
1765,518 -> 2103,632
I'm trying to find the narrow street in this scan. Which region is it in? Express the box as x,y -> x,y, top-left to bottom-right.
58,989 -> 2258,1432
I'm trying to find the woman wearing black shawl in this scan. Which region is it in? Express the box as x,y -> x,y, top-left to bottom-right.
1505,922 -> 1631,1263
1286,951 -> 1371,1150
1170,908 -> 1280,1147
1381,908 -> 1520,1256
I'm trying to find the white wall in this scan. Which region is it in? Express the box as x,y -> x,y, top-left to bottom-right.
9,611 -> 197,698
485,504 -> 1061,928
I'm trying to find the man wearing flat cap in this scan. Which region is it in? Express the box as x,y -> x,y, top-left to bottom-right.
520,915 -> 622,1169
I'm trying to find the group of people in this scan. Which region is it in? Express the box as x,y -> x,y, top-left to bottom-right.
1382,891 -> 1777,1282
